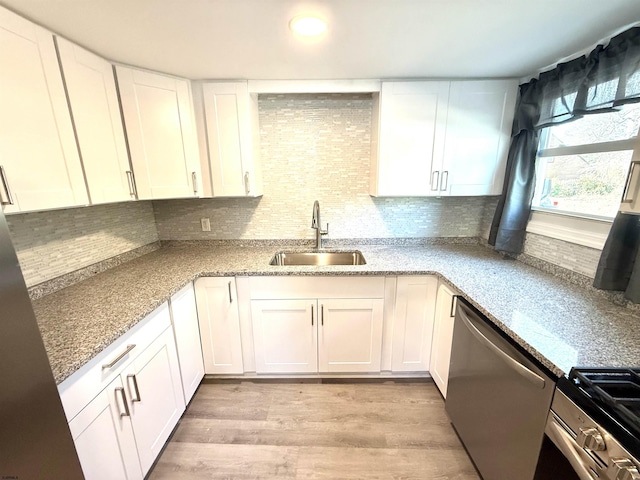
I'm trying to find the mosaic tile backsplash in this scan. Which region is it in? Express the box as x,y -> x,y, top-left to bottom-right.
154,93 -> 498,241
7,202 -> 159,287
522,232 -> 601,279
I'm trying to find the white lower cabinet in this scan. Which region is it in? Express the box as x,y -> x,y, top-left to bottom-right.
429,281 -> 458,397
125,327 -> 185,473
318,299 -> 384,373
195,277 -> 244,374
68,376 -> 142,480
169,283 -> 205,403
391,276 -> 438,372
59,303 -> 185,479
249,276 -> 386,375
251,299 -> 317,373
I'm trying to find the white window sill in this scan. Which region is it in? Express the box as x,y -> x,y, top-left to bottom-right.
526,209 -> 612,250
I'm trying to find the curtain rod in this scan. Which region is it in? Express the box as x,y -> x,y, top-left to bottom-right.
520,21 -> 640,84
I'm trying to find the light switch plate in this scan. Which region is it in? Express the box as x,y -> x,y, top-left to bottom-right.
200,218 -> 211,232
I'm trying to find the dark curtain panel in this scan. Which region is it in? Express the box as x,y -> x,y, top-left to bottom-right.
489,81 -> 541,252
490,27 -> 640,262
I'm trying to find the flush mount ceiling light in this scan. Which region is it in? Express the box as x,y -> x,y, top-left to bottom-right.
289,15 -> 327,37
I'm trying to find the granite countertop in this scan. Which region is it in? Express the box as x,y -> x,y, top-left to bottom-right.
33,242 -> 640,384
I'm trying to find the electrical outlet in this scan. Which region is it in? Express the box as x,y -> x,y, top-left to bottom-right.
200,218 -> 211,232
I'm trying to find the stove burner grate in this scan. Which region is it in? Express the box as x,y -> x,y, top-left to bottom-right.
569,367 -> 640,433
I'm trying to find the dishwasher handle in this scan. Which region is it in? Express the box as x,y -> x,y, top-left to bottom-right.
458,306 -> 546,389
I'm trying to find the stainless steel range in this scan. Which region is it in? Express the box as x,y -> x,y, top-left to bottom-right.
536,368 -> 640,480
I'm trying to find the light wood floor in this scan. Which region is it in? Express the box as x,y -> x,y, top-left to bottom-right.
148,380 -> 480,479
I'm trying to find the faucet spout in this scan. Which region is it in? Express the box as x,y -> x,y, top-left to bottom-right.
311,200 -> 328,249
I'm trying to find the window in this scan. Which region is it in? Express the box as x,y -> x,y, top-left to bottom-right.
532,102 -> 640,219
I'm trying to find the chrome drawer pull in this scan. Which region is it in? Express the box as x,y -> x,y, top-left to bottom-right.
192,171 -> 198,195
115,387 -> 130,417
127,374 -> 141,402
0,165 -> 14,205
102,344 -> 136,369
228,281 -> 233,303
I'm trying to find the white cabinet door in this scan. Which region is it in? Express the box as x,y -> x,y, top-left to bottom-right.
195,277 -> 244,374
318,299 -> 384,373
125,327 -> 185,475
116,66 -> 200,200
372,81 -> 450,196
391,276 -> 438,372
430,282 -> 458,397
56,37 -> 133,205
251,299 -> 317,374
170,282 -> 204,403
0,7 -> 88,213
443,80 -> 518,196
68,376 -> 142,480
198,82 -> 262,197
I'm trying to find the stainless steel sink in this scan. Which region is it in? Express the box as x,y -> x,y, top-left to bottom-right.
269,251 -> 367,266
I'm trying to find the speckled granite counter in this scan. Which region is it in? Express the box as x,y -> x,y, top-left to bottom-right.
32,242 -> 640,384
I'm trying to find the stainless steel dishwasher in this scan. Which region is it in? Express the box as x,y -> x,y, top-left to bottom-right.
446,298 -> 555,480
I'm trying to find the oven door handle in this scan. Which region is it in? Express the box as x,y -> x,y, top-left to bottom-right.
546,414 -> 597,480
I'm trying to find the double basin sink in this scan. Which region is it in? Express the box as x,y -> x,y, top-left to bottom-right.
269,250 -> 366,266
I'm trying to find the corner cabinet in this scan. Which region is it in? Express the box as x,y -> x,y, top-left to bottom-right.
169,282 -> 205,403
115,65 -> 201,200
192,81 -> 263,197
194,277 -> 244,374
56,37 -> 134,205
0,6 -> 88,213
391,276 -> 438,372
429,281 -> 458,397
370,79 -> 517,197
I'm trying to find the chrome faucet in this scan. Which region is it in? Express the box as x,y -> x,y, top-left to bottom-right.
311,200 -> 329,249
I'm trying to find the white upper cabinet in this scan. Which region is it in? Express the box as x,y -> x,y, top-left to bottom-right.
194,81 -> 263,197
115,65 -> 201,200
0,7 -> 88,213
370,79 -> 517,197
442,80 -> 518,196
371,81 -> 450,197
56,37 -> 134,205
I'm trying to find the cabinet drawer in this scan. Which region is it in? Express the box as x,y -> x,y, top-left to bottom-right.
248,276 -> 385,300
58,303 -> 172,422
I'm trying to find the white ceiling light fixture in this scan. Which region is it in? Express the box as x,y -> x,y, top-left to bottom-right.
289,15 -> 327,37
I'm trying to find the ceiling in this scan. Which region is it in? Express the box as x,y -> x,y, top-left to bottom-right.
2,0 -> 640,81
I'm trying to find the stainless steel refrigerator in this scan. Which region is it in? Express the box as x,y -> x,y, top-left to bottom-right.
0,209 -> 84,478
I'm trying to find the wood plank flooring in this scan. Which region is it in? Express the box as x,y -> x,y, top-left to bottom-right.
148,380 -> 480,479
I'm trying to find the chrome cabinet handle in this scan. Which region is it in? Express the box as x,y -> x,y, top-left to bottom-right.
449,294 -> 459,318
311,304 -> 314,326
115,387 -> 130,417
228,281 -> 233,303
244,171 -> 250,195
102,344 -> 136,369
127,374 -> 141,402
458,307 -> 546,389
440,170 -> 449,191
622,160 -> 640,203
431,171 -> 439,191
192,171 -> 198,195
546,415 -> 596,480
126,171 -> 137,198
321,304 -> 324,326
0,165 -> 14,205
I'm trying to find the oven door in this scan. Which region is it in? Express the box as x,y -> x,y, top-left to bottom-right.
535,410 -> 601,480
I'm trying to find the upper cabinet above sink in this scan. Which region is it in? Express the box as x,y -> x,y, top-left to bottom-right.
370,79 -> 517,197
192,81 -> 263,198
